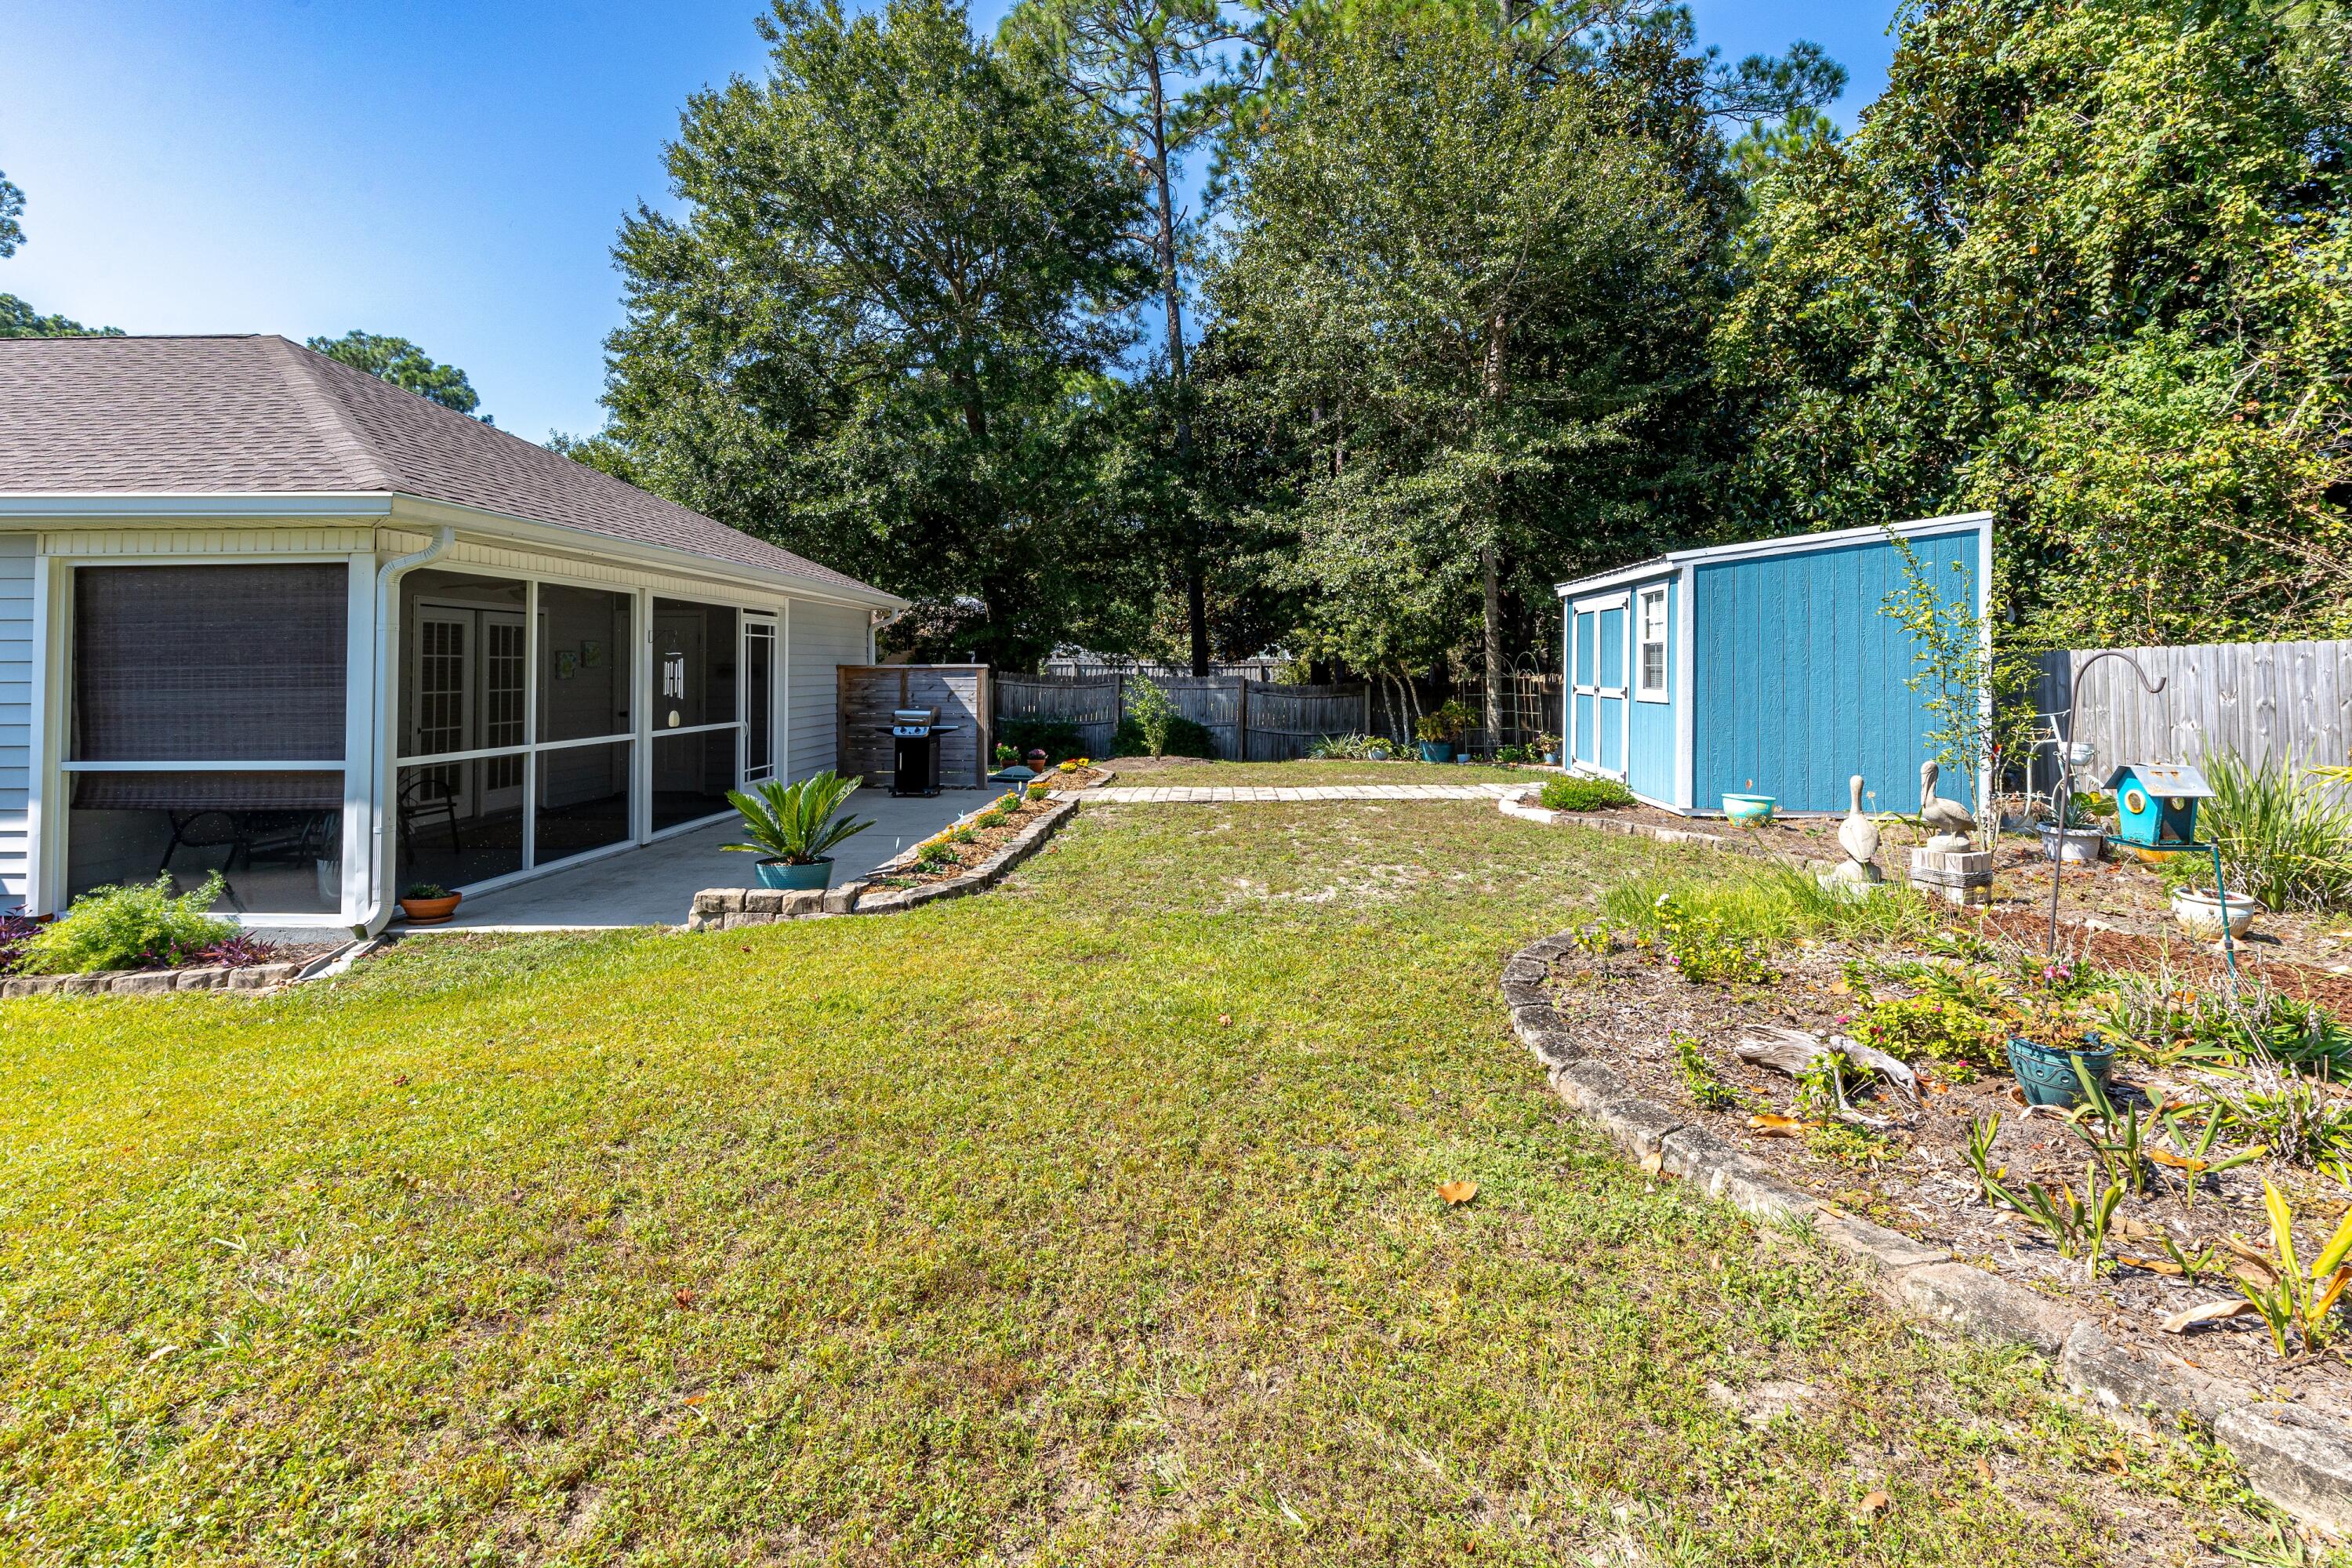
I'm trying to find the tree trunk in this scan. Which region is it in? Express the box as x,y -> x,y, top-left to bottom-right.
1479,309 -> 1511,750
1146,56 -> 1209,679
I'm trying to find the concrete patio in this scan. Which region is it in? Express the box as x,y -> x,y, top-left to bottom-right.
419,788 -> 984,930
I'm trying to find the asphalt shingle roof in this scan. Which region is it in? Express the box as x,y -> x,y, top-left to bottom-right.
0,334 -> 885,596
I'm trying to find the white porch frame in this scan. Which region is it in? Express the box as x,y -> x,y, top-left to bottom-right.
23,520 -> 883,929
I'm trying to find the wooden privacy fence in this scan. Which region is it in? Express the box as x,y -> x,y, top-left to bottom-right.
2026,640 -> 2352,794
837,665 -> 990,788
993,673 -> 1371,761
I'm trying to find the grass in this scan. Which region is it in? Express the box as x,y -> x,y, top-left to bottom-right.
0,800 -> 2299,1564
1113,759 -> 1538,785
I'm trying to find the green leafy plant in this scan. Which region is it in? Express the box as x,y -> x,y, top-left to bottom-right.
1308,733 -> 1401,761
1850,994 -> 2003,1079
913,840 -> 959,874
17,873 -> 237,975
1567,920 -> 1615,956
1802,1120 -> 1900,1167
1411,700 -> 1472,745
1962,1112 -> 2008,1203
1649,892 -> 1777,985
2198,748 -> 2352,912
1540,777 -> 1635,812
1671,1032 -> 1741,1112
1124,676 -> 1178,757
402,881 -> 453,901
722,771 -> 874,866
2230,1179 -> 2352,1357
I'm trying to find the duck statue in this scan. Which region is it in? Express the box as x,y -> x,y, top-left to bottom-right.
1918,759 -> 1976,851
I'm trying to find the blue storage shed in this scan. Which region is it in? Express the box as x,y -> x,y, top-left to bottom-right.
1556,513 -> 1992,816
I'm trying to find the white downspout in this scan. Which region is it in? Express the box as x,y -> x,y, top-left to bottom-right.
360,527 -> 456,935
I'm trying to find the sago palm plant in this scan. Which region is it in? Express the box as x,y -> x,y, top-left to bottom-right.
723,771 -> 874,866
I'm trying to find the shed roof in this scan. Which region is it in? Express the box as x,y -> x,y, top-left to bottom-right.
1555,514 -> 1993,600
0,335 -> 891,600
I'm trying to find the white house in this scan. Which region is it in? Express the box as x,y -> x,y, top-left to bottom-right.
0,334 -> 904,933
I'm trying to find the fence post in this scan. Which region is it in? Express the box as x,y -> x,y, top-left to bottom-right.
1239,678 -> 1250,761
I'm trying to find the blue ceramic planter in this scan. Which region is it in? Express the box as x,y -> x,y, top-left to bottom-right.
2006,1035 -> 2113,1108
1419,741 -> 1455,764
755,858 -> 833,891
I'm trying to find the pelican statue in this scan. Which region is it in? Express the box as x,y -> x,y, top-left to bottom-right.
1918,759 -> 1976,849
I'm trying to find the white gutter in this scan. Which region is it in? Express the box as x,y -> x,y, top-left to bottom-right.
360,526 -> 455,935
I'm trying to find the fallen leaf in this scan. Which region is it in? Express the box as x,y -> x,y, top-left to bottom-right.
1748,1112 -> 1806,1138
1859,1489 -> 1889,1517
671,1287 -> 696,1309
1925,1079 -> 1951,1096
1640,1152 -> 1664,1176
2005,1083 -> 2027,1107
1975,1456 -> 1994,1485
2117,1254 -> 2184,1276
2161,1299 -> 2259,1334
1218,1013 -> 1232,1026
2103,1449 -> 2129,1475
1829,978 -> 1851,996
390,1073 -> 411,1087
684,1392 -> 706,1406
1437,1180 -> 1479,1205
2147,1149 -> 2209,1173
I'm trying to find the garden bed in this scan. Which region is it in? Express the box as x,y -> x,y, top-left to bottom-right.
1537,895 -> 2352,1427
1515,789 -> 2352,981
0,888 -> 331,998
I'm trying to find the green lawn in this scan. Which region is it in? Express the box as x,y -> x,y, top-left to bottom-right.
0,797 -> 2284,1564
1110,758 -> 1541,785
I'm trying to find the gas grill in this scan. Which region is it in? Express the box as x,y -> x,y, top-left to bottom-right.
878,707 -> 961,797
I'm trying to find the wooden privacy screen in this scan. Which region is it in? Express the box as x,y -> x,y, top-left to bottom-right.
837,666 -> 991,787
992,673 -> 1371,760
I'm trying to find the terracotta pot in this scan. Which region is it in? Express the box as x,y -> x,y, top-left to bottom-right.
399,894 -> 463,925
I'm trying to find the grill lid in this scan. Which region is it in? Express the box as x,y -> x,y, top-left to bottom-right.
891,706 -> 938,724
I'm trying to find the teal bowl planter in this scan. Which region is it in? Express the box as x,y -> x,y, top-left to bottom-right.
2006,1035 -> 2114,1108
754,858 -> 833,891
1722,792 -> 1776,825
1419,741 -> 1455,764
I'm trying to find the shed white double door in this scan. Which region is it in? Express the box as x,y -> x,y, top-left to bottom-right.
1568,596 -> 1627,777
412,605 -> 528,817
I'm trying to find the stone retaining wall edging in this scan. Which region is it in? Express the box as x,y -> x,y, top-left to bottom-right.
686,794 -> 1083,931
1501,927 -> 2352,1534
1,959 -> 304,1000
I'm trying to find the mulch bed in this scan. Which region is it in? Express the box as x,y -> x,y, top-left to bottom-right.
1547,931 -> 2352,1424
873,770 -> 1108,888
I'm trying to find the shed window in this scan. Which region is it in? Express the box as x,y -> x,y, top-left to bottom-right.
1635,586 -> 1668,700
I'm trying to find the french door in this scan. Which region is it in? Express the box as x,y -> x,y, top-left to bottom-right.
411,605 -> 526,815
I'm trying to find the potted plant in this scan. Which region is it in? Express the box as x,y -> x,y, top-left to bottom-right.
723,770 -> 876,891
2038,796 -> 2107,863
2006,1029 -> 2115,1109
1537,732 -> 1561,766
399,882 -> 462,924
1414,699 -> 1472,764
1025,748 -> 1051,775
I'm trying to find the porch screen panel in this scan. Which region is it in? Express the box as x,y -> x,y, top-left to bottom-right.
74,564 -> 347,761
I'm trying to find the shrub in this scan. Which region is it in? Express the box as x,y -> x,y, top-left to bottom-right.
1648,892 -> 1777,985
1412,699 -> 1473,744
2196,749 -> 2352,910
17,873 -> 238,975
1851,995 -> 2003,1078
1540,777 -> 1634,811
0,911 -> 42,975
1308,733 -> 1400,760
1112,712 -> 1217,759
996,718 -> 1085,764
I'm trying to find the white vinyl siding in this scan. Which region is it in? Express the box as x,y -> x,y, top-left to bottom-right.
787,598 -> 867,781
0,535 -> 32,902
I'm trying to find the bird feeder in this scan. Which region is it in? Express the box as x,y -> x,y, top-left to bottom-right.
2096,762 -> 2215,849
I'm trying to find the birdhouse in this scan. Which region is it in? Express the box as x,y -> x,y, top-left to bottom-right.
2098,763 -> 2215,848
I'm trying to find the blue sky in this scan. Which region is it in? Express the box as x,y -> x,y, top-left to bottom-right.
2,1 -> 1901,445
